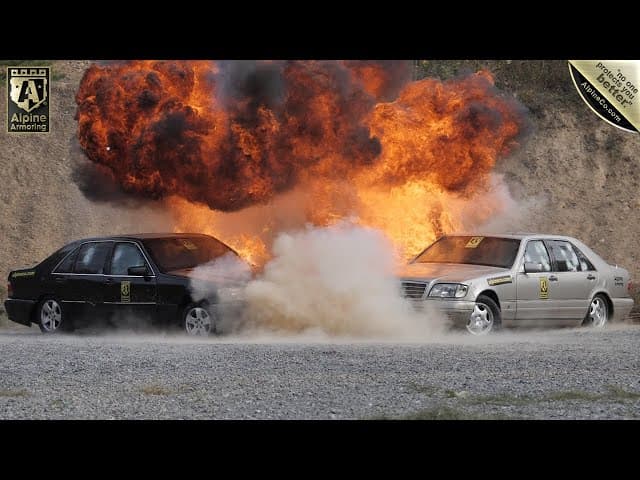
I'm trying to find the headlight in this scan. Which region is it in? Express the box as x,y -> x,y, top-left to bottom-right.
428,283 -> 468,298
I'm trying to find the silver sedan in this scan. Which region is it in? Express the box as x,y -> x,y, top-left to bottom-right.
398,234 -> 634,335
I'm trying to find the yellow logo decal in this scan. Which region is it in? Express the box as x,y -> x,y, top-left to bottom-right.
539,277 -> 549,299
7,67 -> 50,133
121,281 -> 131,303
465,236 -> 484,248
12,271 -> 35,278
182,240 -> 198,251
487,275 -> 512,286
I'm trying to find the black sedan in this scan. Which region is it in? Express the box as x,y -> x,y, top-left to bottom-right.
4,233 -> 251,335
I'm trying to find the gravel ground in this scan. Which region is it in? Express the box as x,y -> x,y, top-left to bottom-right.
1,324 -> 639,420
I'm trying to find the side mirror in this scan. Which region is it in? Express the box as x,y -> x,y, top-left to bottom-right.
524,262 -> 544,274
128,265 -> 150,276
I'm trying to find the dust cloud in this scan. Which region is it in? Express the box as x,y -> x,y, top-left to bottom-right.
238,222 -> 447,339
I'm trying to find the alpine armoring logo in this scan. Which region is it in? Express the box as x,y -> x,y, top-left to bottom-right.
7,66 -> 50,133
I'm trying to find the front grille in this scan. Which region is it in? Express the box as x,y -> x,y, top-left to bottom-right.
401,281 -> 427,299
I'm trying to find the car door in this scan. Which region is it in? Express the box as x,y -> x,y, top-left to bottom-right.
103,241 -> 157,324
515,239 -> 559,325
544,239 -> 596,323
62,241 -> 114,320
51,246 -> 83,316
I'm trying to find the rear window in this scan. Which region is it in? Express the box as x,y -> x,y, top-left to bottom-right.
54,247 -> 80,273
74,242 -> 112,274
547,240 -> 596,272
413,236 -> 521,269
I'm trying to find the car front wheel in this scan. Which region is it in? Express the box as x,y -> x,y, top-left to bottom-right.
182,303 -> 217,336
466,294 -> 501,335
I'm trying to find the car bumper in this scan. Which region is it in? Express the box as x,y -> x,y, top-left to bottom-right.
612,297 -> 634,322
409,299 -> 475,327
3,299 -> 35,326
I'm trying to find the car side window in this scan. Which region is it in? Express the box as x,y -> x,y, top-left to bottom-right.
523,240 -> 551,271
547,240 -> 581,272
572,244 -> 596,271
110,243 -> 148,276
54,247 -> 80,273
74,242 -> 112,275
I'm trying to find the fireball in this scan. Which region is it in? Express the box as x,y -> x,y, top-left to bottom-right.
75,61 -> 525,264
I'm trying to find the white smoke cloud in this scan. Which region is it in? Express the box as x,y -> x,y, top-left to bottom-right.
188,252 -> 253,303
476,173 -> 549,234
241,222 -> 446,339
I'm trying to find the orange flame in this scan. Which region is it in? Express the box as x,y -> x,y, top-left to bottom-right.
76,61 -> 525,265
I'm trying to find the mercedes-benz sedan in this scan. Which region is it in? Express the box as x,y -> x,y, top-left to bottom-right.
398,234 -> 634,335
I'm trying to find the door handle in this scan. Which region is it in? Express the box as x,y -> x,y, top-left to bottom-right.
548,275 -> 558,282
105,278 -> 114,284
587,274 -> 596,280
54,277 -> 66,283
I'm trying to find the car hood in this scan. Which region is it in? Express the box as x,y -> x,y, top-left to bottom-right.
396,263 -> 510,283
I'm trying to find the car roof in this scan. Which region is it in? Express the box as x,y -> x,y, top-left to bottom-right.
70,233 -> 216,243
442,233 -> 582,242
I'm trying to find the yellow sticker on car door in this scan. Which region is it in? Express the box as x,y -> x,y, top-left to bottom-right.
539,277 -> 549,299
121,281 -> 131,303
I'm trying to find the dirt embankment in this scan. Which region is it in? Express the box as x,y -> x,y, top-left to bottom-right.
0,60 -> 638,303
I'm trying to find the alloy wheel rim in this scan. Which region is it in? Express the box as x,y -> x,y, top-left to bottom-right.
589,297 -> 608,327
41,300 -> 62,332
467,302 -> 494,335
185,307 -> 212,336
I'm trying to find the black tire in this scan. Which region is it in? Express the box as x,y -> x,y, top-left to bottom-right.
582,293 -> 609,328
37,297 -> 72,334
466,294 -> 502,335
182,302 -> 217,336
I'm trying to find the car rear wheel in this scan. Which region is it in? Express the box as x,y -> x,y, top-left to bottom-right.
182,303 -> 217,336
466,295 -> 501,335
37,298 -> 69,333
583,294 -> 609,328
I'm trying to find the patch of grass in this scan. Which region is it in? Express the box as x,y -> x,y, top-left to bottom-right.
404,406 -> 512,420
368,404 -> 515,420
0,388 -> 29,397
368,384 -> 640,419
606,385 -> 640,400
545,391 -> 602,402
469,393 -> 534,406
458,386 -> 640,408
140,384 -> 173,396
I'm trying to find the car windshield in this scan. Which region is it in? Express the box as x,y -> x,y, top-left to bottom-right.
142,236 -> 239,273
412,236 -> 521,269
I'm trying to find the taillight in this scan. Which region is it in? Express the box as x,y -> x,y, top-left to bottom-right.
7,281 -> 13,298
628,281 -> 633,294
